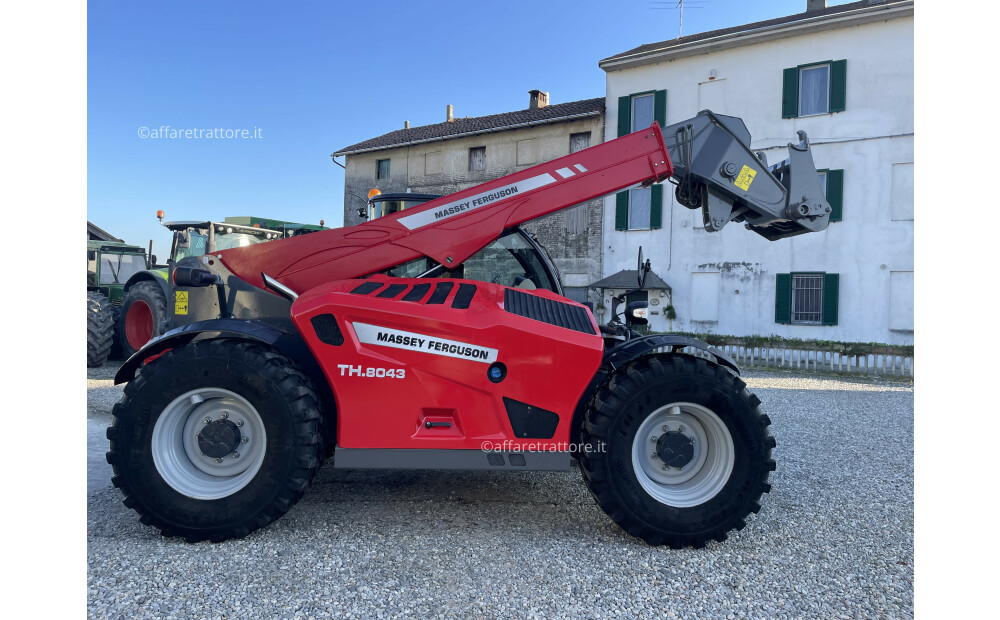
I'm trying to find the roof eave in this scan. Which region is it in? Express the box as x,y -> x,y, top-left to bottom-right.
599,1 -> 913,72
332,110 -> 603,157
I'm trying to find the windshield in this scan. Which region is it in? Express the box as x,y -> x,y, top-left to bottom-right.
174,230 -> 208,261
173,228 -> 270,260
369,198 -> 429,220
377,230 -> 558,293
216,232 -> 267,251
99,253 -> 147,285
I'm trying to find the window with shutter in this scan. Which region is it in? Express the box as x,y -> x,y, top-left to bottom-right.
782,60 -> 847,118
775,272 -> 840,325
617,90 -> 666,230
817,169 -> 844,222
569,132 -> 590,153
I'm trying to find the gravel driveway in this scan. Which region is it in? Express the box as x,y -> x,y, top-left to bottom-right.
87,364 -> 913,619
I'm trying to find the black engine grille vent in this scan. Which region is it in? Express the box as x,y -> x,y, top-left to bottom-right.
503,288 -> 594,335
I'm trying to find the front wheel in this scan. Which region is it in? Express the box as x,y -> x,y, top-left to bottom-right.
580,354 -> 775,548
106,340 -> 325,542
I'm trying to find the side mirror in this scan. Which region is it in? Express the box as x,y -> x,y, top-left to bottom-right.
625,301 -> 649,326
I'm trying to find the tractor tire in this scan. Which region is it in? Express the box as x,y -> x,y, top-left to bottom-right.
119,281 -> 167,358
106,339 -> 326,542
109,306 -> 124,360
579,354 -> 775,548
87,291 -> 114,367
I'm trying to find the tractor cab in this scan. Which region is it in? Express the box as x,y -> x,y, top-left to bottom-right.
87,240 -> 150,301
165,220 -> 283,262
363,190 -> 442,221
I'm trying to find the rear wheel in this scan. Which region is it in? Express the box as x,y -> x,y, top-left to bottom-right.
106,340 -> 325,542
119,281 -> 167,357
87,291 -> 113,367
580,354 -> 774,548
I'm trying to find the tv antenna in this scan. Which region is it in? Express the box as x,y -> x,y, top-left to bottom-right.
651,1 -> 710,38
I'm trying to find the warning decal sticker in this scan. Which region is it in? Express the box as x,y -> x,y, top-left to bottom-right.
174,291 -> 188,315
734,165 -> 757,192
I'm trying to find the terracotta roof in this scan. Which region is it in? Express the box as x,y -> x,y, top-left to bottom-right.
600,1 -> 909,66
333,98 -> 605,156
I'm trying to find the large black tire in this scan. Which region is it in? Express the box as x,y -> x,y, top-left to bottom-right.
106,340 -> 326,542
87,291 -> 114,367
118,280 -> 168,358
580,354 -> 775,548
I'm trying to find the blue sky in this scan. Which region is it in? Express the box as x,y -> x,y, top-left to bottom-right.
88,0 -> 855,260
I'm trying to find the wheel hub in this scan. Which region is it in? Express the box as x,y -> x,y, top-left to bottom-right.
197,419 -> 242,458
656,431 -> 694,468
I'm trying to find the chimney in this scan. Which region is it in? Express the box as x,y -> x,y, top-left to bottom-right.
446,104 -> 454,122
806,0 -> 826,11
404,120 -> 410,129
529,90 -> 549,110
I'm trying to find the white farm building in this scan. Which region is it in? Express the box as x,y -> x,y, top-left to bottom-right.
597,0 -> 914,345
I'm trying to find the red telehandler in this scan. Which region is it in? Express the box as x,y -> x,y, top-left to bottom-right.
108,111 -> 831,547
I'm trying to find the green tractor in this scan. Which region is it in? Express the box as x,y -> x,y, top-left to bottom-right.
87,240 -> 151,366
117,214 -> 326,357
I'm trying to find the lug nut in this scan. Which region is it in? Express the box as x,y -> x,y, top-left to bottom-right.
215,458 -> 223,463
650,436 -> 658,443
204,417 -> 212,424
232,452 -> 240,459
661,464 -> 668,470
241,436 -> 249,444
236,420 -> 244,427
678,425 -> 685,432
661,425 -> 668,432
651,452 -> 659,460
220,412 -> 229,419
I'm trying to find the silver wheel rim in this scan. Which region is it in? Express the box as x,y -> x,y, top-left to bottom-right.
631,402 -> 734,508
152,388 -> 267,500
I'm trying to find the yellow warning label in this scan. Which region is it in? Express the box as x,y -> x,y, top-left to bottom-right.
174,291 -> 189,315
734,165 -> 757,191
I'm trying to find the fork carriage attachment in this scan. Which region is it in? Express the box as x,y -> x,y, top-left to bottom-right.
105,111 -> 821,547
666,110 -> 830,240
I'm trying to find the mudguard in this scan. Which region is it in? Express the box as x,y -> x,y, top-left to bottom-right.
569,334 -> 740,451
603,334 -> 739,375
114,318 -> 305,385
123,269 -> 170,297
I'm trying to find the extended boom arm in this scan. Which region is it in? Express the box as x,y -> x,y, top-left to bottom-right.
218,111 -> 829,296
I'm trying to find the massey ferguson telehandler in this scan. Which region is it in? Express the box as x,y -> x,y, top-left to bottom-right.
108,111 -> 831,547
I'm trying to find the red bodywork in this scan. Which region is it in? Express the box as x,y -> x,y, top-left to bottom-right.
216,124 -> 672,296
210,124 -> 673,453
291,276 -> 604,450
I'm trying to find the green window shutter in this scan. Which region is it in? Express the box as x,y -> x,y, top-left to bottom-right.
615,192 -> 629,230
654,90 -> 667,127
650,184 -> 663,229
830,59 -> 847,113
775,274 -> 792,323
782,67 -> 799,118
826,169 -> 844,222
617,95 -> 631,137
821,273 -> 840,325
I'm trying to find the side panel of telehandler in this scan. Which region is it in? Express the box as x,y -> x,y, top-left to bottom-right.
289,277 -> 604,456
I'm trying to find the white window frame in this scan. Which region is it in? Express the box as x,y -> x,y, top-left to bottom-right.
798,63 -> 831,117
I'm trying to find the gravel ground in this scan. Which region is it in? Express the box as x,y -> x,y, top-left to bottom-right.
87,364 -> 913,619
